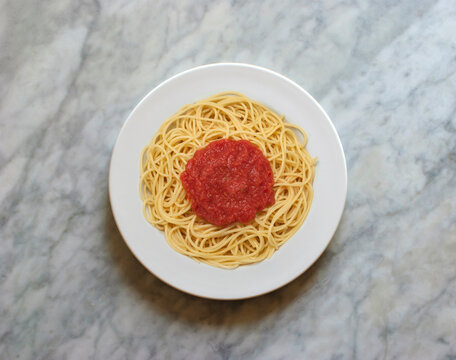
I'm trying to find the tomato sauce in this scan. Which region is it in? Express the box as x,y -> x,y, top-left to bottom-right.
180,139 -> 275,227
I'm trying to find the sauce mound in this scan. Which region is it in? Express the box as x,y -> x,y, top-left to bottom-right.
180,139 -> 275,226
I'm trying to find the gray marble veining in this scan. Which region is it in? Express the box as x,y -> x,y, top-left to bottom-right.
1,0 -> 456,359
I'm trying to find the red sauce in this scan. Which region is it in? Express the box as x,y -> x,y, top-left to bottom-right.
180,139 -> 275,227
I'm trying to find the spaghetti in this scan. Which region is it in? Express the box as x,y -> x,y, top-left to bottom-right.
140,92 -> 316,268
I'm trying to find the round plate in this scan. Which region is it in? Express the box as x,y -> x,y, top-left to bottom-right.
109,63 -> 347,300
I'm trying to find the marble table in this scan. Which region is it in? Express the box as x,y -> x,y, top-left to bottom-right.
1,1 -> 455,359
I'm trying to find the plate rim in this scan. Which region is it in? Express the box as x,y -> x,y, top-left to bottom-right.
109,62 -> 347,300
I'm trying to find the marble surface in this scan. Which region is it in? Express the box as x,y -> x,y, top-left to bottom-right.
1,0 -> 456,359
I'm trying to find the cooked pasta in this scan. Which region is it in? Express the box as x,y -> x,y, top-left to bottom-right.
140,92 -> 315,268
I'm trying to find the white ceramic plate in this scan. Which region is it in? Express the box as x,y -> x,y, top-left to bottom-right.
109,63 -> 347,300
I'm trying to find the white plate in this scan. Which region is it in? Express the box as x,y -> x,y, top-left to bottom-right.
109,63 -> 347,300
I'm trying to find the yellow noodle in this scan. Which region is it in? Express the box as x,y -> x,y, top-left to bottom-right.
139,92 -> 316,268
